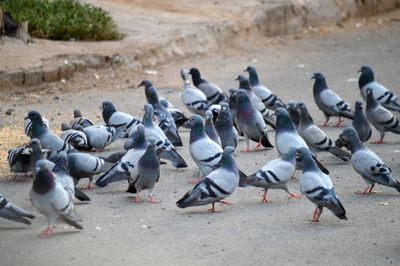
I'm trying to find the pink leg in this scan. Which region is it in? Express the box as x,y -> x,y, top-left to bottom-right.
288,192 -> 301,199
334,117 -> 344,127
355,184 -> 376,195
148,195 -> 161,203
40,227 -> 53,238
311,208 -> 320,222
219,199 -> 233,205
371,139 -> 384,144
133,194 -> 142,203
208,202 -> 220,213
322,117 -> 330,127
261,190 -> 269,203
189,177 -> 203,184
255,138 -> 263,151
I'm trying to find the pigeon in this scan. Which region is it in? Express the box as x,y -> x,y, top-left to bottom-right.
24,115 -> 49,137
26,139 -> 55,178
176,146 -> 239,213
204,110 -> 222,146
244,148 -> 301,203
160,99 -> 189,129
339,127 -> 400,194
74,124 -> 124,151
60,123 -> 89,150
96,124 -> 148,187
189,115 -> 224,177
297,147 -> 347,222
214,102 -> 238,149
101,101 -> 141,138
126,138 -> 161,203
28,111 -> 75,153
0,194 -> 35,225
129,104 -> 187,168
358,65 -> 400,112
139,80 -> 183,146
180,69 -> 210,116
188,67 -> 226,104
336,101 -> 372,148
8,146 -> 31,176
286,100 -> 300,128
365,89 -> 400,143
236,75 -> 276,129
227,89 -> 242,135
235,89 -> 274,151
275,107 -> 329,174
244,66 -> 285,109
296,102 -> 350,162
208,104 -> 222,123
69,109 -> 93,128
30,160 -> 83,237
312,72 -> 354,127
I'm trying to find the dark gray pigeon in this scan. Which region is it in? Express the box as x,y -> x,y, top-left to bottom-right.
139,80 -> 183,146
365,89 -> 400,143
180,69 -> 210,116
204,110 -> 221,146
336,101 -> 371,148
189,67 -> 226,104
69,109 -> 93,128
235,89 -> 273,151
28,111 -> 75,153
0,194 -> 35,225
244,148 -> 300,203
296,102 -> 350,162
358,65 -> 400,112
339,127 -> 400,194
30,160 -> 83,237
24,115 -> 49,137
101,101 -> 141,138
312,72 -> 354,127
244,66 -> 285,109
214,102 -> 238,149
126,138 -> 160,203
160,99 -> 189,129
286,100 -> 300,128
176,146 -> 239,213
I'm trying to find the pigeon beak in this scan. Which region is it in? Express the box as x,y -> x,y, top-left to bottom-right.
357,69 -> 362,73
98,105 -> 103,110
234,77 -> 239,81
310,75 -> 315,79
243,69 -> 248,72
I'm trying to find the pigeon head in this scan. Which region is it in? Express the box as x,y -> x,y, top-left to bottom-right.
138,80 -> 153,88
244,66 -> 260,86
142,104 -> 154,126
28,111 -> 44,125
338,127 -> 362,152
134,124 -> 147,149
296,147 -> 317,172
33,159 -> 56,195
61,122 -> 72,131
282,148 -> 297,164
52,151 -> 69,173
180,69 -> 190,82
26,138 -> 42,151
236,75 -> 251,91
147,137 -> 156,147
189,115 -> 205,142
101,101 -> 117,123
219,146 -> 237,172
216,102 -> 232,126
358,65 -> 374,88
355,101 -> 363,112
188,68 -> 202,86
220,102 -> 229,111
73,109 -> 82,118
205,110 -> 213,121
275,107 -> 296,133
159,99 -> 169,108
311,72 -> 327,92
27,111 -> 47,137
295,101 -> 307,111
145,85 -> 160,105
235,89 -> 251,106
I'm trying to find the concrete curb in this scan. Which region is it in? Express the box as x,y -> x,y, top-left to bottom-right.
0,0 -> 399,89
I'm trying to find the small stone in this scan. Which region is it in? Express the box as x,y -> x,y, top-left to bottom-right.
54,96 -> 60,100
6,108 -> 14,115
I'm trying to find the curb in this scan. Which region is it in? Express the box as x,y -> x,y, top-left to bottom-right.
0,0 -> 399,89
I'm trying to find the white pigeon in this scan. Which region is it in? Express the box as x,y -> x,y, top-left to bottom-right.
180,69 -> 210,116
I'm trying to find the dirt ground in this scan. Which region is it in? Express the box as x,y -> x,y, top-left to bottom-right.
0,12 -> 400,266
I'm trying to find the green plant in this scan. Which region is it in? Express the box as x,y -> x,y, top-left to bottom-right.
0,0 -> 124,41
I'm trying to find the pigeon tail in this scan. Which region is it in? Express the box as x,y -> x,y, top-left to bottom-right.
159,149 -> 188,168
176,189 -> 200,208
74,187 -> 91,201
326,196 -> 348,220
327,147 -> 351,162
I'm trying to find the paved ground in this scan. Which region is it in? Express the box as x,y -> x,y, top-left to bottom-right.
0,11 -> 400,266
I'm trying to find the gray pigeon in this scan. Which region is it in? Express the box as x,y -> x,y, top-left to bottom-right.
26,139 -> 55,178
24,115 -> 49,137
286,100 -> 300,128
139,80 -> 183,146
129,104 -> 187,168
160,98 -> 189,129
244,66 -> 285,109
236,75 -> 276,129
339,127 -> 400,194
214,102 -> 238,149
28,111 -> 75,153
235,89 -> 273,151
0,194 -> 35,225
297,147 -> 347,222
96,124 -> 148,187
61,123 -> 89,150
336,101 -> 371,148
7,146 -> 31,176
204,110 -> 221,146
126,138 -> 160,203
30,160 -> 83,237
176,146 -> 239,213
275,107 -> 329,174
189,67 -> 226,104
69,109 -> 93,128
296,102 -> 350,162
358,65 -> 400,112
180,69 -> 210,116
244,148 -> 300,203
312,72 -> 354,127
101,101 -> 141,138
74,124 -> 124,151
365,89 -> 400,143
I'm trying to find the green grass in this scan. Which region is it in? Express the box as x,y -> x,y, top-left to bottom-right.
0,0 -> 124,41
